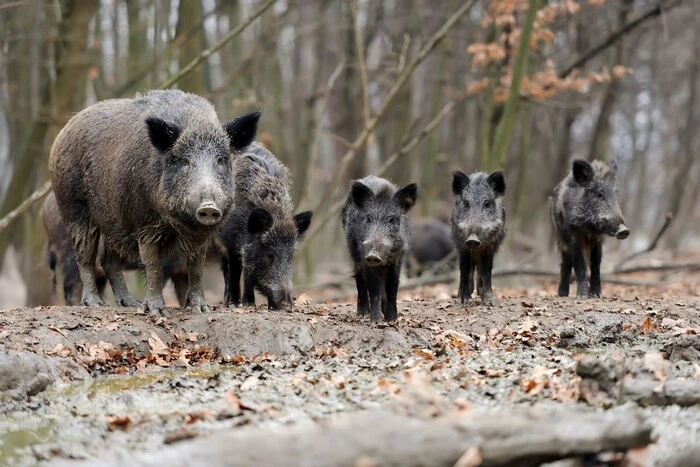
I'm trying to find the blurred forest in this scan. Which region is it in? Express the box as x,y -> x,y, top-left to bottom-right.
0,0 -> 698,307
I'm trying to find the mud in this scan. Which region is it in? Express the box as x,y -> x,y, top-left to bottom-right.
0,293 -> 699,466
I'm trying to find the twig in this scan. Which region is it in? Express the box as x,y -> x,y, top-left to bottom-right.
615,212 -> 673,271
298,60 -> 346,208
311,0 -> 478,216
351,0 -> 371,126
558,1 -> 679,79
159,0 -> 277,90
300,99 -> 458,249
0,181 -> 52,235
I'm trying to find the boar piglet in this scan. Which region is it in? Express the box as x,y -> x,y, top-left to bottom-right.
550,159 -> 630,298
49,89 -> 260,316
451,170 -> 506,306
405,217 -> 456,277
342,176 -> 417,323
219,143 -> 312,310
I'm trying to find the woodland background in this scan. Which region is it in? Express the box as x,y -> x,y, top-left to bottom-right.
0,0 -> 698,307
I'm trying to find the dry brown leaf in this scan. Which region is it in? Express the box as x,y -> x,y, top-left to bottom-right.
294,293 -> 312,306
163,429 -> 198,444
640,317 -> 660,335
48,325 -> 68,338
520,301 -> 534,308
148,331 -> 169,356
412,348 -> 433,360
226,392 -> 242,410
45,343 -> 72,357
106,415 -> 131,431
454,446 -> 483,467
519,317 -> 538,333
106,322 -> 119,331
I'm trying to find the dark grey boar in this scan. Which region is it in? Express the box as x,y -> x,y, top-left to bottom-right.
550,159 -> 630,298
451,170 -> 506,306
42,191 -> 107,305
342,175 -> 417,323
219,143 -> 312,310
405,217 -> 456,277
48,90 -> 259,315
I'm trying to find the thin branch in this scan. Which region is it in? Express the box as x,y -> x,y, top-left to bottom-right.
558,1 -> 678,79
311,0 -> 478,216
0,181 -> 52,235
298,60 -> 346,208
351,0 -> 371,126
300,99 -> 457,250
159,0 -> 278,90
614,212 -> 674,271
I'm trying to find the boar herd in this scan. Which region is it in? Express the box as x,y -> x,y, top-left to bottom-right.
42,90 -> 630,324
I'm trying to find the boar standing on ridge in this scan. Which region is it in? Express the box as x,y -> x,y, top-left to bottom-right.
219,143 -> 312,310
342,176 -> 417,323
49,89 -> 259,315
550,159 -> 630,298
451,170 -> 506,306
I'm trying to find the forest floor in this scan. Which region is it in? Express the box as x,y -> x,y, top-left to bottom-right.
0,274 -> 699,466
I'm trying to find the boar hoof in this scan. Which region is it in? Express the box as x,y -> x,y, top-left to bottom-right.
188,304 -> 211,314
186,294 -> 210,313
357,304 -> 369,316
589,292 -> 602,299
139,300 -> 169,317
117,295 -> 142,308
482,297 -> 494,307
82,294 -> 104,307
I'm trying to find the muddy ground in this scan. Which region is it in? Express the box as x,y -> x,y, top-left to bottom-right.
0,278 -> 699,466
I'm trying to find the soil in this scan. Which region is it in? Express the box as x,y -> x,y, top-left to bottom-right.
0,283 -> 699,466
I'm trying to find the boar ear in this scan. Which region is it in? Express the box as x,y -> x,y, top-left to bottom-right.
572,159 -> 593,185
294,211 -> 313,238
609,159 -> 618,175
247,208 -> 273,234
351,182 -> 373,209
146,117 -> 180,153
395,183 -> 418,213
487,171 -> 506,197
224,111 -> 261,151
452,170 -> 469,196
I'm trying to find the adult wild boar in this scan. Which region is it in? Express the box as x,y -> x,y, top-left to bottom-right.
451,170 -> 506,306
48,90 -> 259,315
219,143 -> 312,309
342,175 -> 417,323
550,159 -> 630,298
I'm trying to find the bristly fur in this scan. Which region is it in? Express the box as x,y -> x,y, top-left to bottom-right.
342,175 -> 417,323
550,159 -> 629,298
450,170 -> 506,306
48,89 -> 258,313
220,142 -> 312,309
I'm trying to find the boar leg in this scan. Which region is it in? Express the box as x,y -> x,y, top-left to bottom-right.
457,251 -> 474,304
354,269 -> 370,316
243,270 -> 256,306
589,241 -> 603,298
384,265 -> 400,322
572,242 -> 589,299
171,272 -> 189,308
478,253 -> 494,306
138,242 -> 167,316
224,253 -> 243,307
365,267 -> 383,323
185,246 -> 210,313
103,247 -> 141,307
557,246 -> 573,297
72,224 -> 104,307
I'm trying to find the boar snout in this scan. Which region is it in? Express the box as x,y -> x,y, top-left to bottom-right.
196,201 -> 222,225
465,233 -> 481,248
364,250 -> 384,267
268,288 -> 293,310
615,224 -> 630,240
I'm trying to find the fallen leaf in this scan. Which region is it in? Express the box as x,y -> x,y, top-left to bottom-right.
45,343 -> 72,357
240,376 -> 259,391
148,331 -> 170,356
106,415 -> 131,431
225,392 -> 242,410
519,317 -> 538,333
106,322 -> 119,331
163,429 -> 198,444
294,293 -> 312,306
520,301 -> 534,308
639,317 -> 660,335
48,325 -> 68,338
412,349 -> 433,359
624,446 -> 652,467
454,446 -> 483,467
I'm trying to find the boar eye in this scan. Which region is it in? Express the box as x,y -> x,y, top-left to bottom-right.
463,200 -> 470,209
365,215 -> 371,224
483,200 -> 492,209
217,155 -> 228,165
180,157 -> 190,166
596,192 -> 604,199
388,216 -> 399,225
